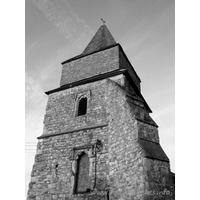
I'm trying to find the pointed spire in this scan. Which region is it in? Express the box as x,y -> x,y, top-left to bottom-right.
82,24 -> 117,55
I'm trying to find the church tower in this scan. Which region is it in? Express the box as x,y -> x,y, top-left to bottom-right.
27,24 -> 175,200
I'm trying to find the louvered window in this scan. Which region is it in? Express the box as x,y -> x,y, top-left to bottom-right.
77,97 -> 87,116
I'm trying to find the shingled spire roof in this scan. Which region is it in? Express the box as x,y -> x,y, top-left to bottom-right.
82,24 -> 117,55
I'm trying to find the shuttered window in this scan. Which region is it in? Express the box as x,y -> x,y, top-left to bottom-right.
77,97 -> 87,116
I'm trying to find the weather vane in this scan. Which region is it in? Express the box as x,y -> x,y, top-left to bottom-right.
101,18 -> 106,24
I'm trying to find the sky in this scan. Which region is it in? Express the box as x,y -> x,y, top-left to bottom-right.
25,0 -> 175,196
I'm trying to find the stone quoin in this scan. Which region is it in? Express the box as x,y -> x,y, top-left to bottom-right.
27,24 -> 175,200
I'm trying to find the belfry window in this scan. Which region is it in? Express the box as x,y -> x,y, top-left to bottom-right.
75,152 -> 90,193
77,97 -> 87,116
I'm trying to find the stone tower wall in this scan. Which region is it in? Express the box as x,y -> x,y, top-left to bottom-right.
43,79 -> 109,135
28,126 -> 109,200
106,79 -> 146,200
28,79 -> 111,200
143,158 -> 175,200
27,75 -> 174,200
105,79 -> 174,200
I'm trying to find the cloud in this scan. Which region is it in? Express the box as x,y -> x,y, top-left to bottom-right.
31,0 -> 94,50
151,104 -> 174,119
151,104 -> 174,132
25,40 -> 39,55
120,1 -> 174,58
25,72 -> 47,141
150,104 -> 175,172
25,72 -> 46,104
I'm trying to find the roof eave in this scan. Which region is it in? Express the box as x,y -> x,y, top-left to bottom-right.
45,69 -> 126,95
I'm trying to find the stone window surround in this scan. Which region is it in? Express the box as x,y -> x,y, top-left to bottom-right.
70,140 -> 103,195
70,144 -> 95,194
75,90 -> 91,117
74,152 -> 90,193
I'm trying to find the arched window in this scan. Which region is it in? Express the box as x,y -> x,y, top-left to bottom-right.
75,152 -> 90,193
77,97 -> 87,116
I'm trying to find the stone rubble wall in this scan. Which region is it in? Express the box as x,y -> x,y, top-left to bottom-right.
137,121 -> 159,143
43,79 -> 109,135
28,80 -> 111,200
106,79 -> 146,200
27,126 -> 109,200
143,158 -> 175,200
27,76 -> 174,200
106,79 -> 174,200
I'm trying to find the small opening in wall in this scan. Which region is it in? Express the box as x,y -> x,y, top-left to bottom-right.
77,97 -> 87,116
55,164 -> 58,168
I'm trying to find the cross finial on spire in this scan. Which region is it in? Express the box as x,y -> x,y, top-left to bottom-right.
101,18 -> 106,24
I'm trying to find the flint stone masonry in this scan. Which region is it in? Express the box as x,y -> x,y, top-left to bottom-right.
27,24 -> 174,200
43,80 -> 109,135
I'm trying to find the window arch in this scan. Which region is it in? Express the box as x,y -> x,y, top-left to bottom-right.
77,97 -> 87,116
75,152 -> 90,193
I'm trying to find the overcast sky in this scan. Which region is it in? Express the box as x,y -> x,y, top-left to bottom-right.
25,0 -> 175,196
